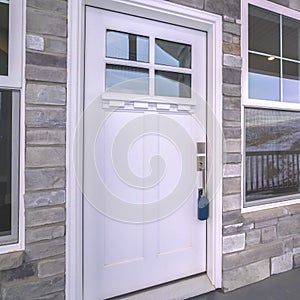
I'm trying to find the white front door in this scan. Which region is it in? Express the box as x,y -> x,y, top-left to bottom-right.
83,7 -> 207,300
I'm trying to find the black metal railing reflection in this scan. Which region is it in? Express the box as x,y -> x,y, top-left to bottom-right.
246,150 -> 300,198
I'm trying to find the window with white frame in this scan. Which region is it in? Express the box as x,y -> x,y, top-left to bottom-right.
0,0 -> 22,245
244,2 -> 300,206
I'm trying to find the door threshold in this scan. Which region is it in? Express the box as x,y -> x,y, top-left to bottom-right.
109,274 -> 215,300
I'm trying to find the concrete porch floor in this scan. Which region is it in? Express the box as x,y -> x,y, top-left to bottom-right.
189,268 -> 300,300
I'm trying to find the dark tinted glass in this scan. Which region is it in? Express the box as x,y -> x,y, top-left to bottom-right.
283,16 -> 300,61
0,90 -> 12,236
0,3 -> 9,76
283,61 -> 300,103
249,5 -> 280,56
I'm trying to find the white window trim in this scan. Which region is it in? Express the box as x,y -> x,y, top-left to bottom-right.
0,0 -> 25,253
67,0 -> 223,299
241,0 -> 300,213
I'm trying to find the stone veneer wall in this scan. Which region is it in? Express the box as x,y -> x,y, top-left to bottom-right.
1,0 -> 300,299
168,0 -> 300,293
0,0 -> 67,299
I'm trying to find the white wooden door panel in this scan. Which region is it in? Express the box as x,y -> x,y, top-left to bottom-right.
84,7 -> 207,300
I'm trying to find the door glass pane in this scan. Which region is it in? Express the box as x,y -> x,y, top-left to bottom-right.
283,61 -> 300,103
106,64 -> 149,94
155,39 -> 191,68
249,5 -> 280,56
106,30 -> 149,63
283,16 -> 300,61
155,71 -> 191,97
0,2 -> 9,76
245,108 -> 300,203
0,90 -> 12,237
249,53 -> 280,101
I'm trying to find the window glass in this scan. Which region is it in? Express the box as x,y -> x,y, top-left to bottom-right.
283,61 -> 300,103
0,90 -> 12,237
106,64 -> 149,94
155,39 -> 191,68
245,108 -> 300,203
155,71 -> 191,97
283,16 -> 300,61
0,2 -> 9,76
106,30 -> 149,63
249,5 -> 280,56
249,53 -> 280,101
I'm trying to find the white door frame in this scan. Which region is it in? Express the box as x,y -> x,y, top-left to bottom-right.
66,1 -> 223,299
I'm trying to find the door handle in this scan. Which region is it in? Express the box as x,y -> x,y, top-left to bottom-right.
197,143 -> 209,221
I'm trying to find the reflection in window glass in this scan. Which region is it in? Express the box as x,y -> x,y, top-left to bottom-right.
0,91 -> 12,236
155,71 -> 191,98
106,30 -> 149,63
106,64 -> 149,94
283,61 -> 300,103
249,53 -> 280,101
249,5 -> 280,56
155,39 -> 191,68
0,3 -> 9,76
283,16 -> 300,61
245,108 -> 300,203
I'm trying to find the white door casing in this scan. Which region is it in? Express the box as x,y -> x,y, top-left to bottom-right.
66,1 -> 223,300
84,7 -> 207,299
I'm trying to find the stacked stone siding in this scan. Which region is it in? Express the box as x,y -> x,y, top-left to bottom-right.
0,0 -> 67,299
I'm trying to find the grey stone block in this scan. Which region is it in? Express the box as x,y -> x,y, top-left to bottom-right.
225,139 -> 241,153
262,226 -> 277,243
288,203 -> 300,215
223,233 -> 245,254
223,128 -> 241,139
223,163 -> 241,178
0,252 -> 24,272
26,34 -> 44,51
223,54 -> 242,68
269,0 -> 289,6
223,210 -> 241,225
26,238 -> 65,262
26,146 -> 66,167
26,52 -> 67,68
223,68 -> 241,85
27,8 -> 66,37
224,154 -> 242,164
45,37 -> 67,55
243,207 -> 289,224
26,225 -> 65,243
37,292 -> 65,300
38,257 -> 65,278
246,229 -> 261,247
25,167 -> 65,191
278,215 -> 300,237
271,252 -> 293,275
294,235 -> 300,248
0,263 -> 35,282
223,110 -> 241,122
26,83 -> 66,105
166,0 -> 204,9
223,222 -> 254,235
1,276 -> 64,300
223,22 -> 241,36
223,177 -> 241,195
283,238 -> 294,252
205,0 -> 240,19
27,0 -> 67,15
26,129 -> 65,145
223,32 -> 233,43
223,240 -> 284,270
223,259 -> 270,292
255,218 -> 278,229
223,97 -> 241,110
26,106 -> 66,128
294,253 -> 300,268
223,84 -> 241,97
25,190 -> 65,208
223,194 -> 241,212
26,207 -> 65,227
26,65 -> 67,83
